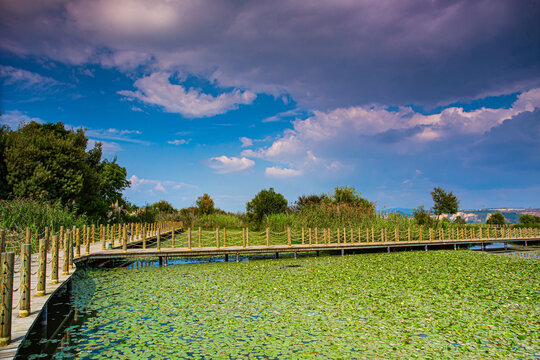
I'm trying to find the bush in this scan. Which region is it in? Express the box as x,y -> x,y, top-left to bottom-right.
413,206 -> 433,226
246,188 -> 288,227
519,214 -> 540,225
486,212 -> 505,225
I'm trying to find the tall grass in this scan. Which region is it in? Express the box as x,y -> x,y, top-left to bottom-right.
194,214 -> 246,229
0,197 -> 88,252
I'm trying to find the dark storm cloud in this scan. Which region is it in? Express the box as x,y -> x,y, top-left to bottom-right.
1,0 -> 539,108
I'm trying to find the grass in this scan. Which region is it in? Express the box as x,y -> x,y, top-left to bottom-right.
46,250 -> 539,359
0,197 -> 87,252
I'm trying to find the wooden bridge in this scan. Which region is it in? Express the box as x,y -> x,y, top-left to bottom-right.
0,221 -> 539,358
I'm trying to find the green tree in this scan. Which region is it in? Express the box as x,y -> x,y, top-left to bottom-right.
196,193 -> 215,215
413,205 -> 432,226
519,214 -> 540,225
486,212 -> 505,225
246,188 -> 287,226
453,215 -> 467,225
151,200 -> 176,213
292,193 -> 327,212
431,187 -> 459,220
3,121 -> 130,220
0,126 -> 11,198
332,186 -> 375,214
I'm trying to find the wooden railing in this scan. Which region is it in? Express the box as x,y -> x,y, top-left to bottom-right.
0,223 -> 538,347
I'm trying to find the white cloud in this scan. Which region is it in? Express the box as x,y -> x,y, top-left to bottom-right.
0,110 -> 44,129
262,108 -> 307,123
239,137 -> 253,147
265,166 -> 303,178
208,156 -> 254,174
87,138 -> 122,154
85,128 -> 149,145
168,139 -> 190,145
128,174 -> 198,193
244,88 -> 540,169
0,65 -> 60,89
118,72 -> 256,118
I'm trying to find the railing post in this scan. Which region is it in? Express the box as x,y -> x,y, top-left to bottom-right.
171,227 -> 175,248
246,228 -> 249,247
429,228 -> 433,242
0,252 -> 14,346
395,228 -> 399,243
62,233 -> 69,276
69,231 -> 75,269
101,225 -> 106,250
50,235 -> 58,286
223,228 -> 227,247
407,227 -> 411,243
287,227 -> 291,248
156,231 -> 161,252
266,227 -> 270,248
380,228 -> 384,243
19,243 -> 31,317
75,228 -> 81,258
216,228 -> 220,250
123,226 -> 127,253
142,225 -> 147,249
59,226 -> 64,250
36,238 -> 47,297
337,228 -> 341,245
85,226 -> 90,256
188,228 -> 191,251
0,230 -> 5,253
242,228 -> 246,249
198,227 -> 202,248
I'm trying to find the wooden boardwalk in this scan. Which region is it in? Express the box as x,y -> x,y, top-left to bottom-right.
75,237 -> 540,264
0,242 -> 104,359
1,222 -> 539,359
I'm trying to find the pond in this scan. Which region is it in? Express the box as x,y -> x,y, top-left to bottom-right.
26,251 -> 540,359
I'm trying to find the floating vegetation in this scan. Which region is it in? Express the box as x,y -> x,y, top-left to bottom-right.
53,251 -> 538,359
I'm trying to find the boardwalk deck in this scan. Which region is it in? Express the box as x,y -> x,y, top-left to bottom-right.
0,242 -> 104,360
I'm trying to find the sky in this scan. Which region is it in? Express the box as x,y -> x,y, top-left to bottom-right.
1,0 -> 539,212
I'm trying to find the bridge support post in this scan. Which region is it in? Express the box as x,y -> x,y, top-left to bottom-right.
341,249 -> 344,256
316,251 -> 319,257
158,257 -> 163,266
275,252 -> 279,259
225,254 -> 228,262
482,242 -> 485,251
294,252 -> 297,259
424,245 -> 428,251
525,240 -> 528,247
235,253 -> 239,263
387,247 -> 390,253
454,244 -> 457,251
0,252 -> 14,346
36,239 -> 47,296
504,242 -> 507,250
20,243 -> 31,317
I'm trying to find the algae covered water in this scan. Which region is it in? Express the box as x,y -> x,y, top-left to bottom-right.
50,251 -> 538,359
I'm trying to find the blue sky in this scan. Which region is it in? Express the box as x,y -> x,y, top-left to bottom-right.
1,0 -> 539,212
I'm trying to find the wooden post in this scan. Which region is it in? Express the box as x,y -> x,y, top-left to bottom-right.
156,231 -> 161,252
287,227 -> 291,248
223,228 -> 227,247
407,227 -> 411,243
246,228 -> 250,247
101,225 -> 106,250
0,252 -> 14,346
419,227 -> 423,242
59,226 -> 64,250
198,227 -> 202,248
350,228 -> 353,244
395,228 -> 399,243
75,228 -> 81,258
343,228 -> 346,244
371,227 -> 375,243
36,239 -> 47,297
429,228 -> 433,242
301,228 -> 305,245
337,228 -> 340,245
86,226 -> 91,255
122,225 -> 127,253
309,228 -> 312,247
266,227 -> 270,248
62,233 -> 69,276
50,235 -> 58,285
242,228 -> 246,249
19,243 -> 31,317
216,228 -> 220,250
0,230 -> 5,253
70,232 -> 75,269
92,225 -> 95,244
187,228 -> 191,251
380,228 -> 384,243
25,227 -> 31,245
439,228 -> 443,241
315,228 -> 318,245
130,223 -> 133,243
171,227 -> 175,248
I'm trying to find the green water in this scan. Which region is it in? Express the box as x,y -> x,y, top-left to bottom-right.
53,251 -> 538,359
